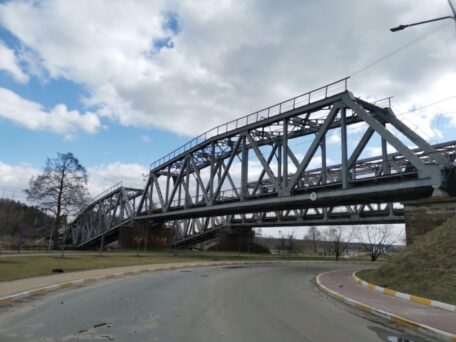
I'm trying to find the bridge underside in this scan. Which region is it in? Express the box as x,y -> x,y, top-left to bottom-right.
69,79 -> 456,250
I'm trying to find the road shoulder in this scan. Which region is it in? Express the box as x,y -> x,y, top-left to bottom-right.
316,269 -> 456,342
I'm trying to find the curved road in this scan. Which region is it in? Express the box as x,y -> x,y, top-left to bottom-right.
0,263 -> 428,341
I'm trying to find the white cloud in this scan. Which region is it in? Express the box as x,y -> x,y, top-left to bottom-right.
0,161 -> 38,201
0,159 -> 149,203
87,162 -> 148,197
0,39 -> 28,83
0,87 -> 102,136
0,0 -> 454,141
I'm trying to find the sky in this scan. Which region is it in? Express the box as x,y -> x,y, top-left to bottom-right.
0,0 -> 455,240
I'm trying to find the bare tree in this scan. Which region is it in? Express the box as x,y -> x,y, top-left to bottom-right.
133,236 -> 144,257
356,224 -> 399,261
277,235 -> 287,255
324,226 -> 354,260
286,231 -> 296,254
304,226 -> 321,254
25,153 -> 89,254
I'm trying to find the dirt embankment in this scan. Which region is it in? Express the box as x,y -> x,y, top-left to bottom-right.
359,215 -> 456,304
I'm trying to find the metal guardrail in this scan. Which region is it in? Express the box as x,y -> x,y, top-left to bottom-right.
150,77 -> 349,169
90,181 -> 123,203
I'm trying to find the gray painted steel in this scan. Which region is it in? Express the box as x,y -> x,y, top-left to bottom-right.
69,79 -> 456,249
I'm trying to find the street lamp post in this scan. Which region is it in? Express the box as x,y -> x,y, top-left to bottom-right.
390,0 -> 456,32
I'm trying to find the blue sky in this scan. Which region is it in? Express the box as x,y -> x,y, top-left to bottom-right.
0,0 -> 455,208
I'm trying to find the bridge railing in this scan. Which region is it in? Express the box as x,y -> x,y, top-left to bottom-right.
90,181 -> 123,203
150,77 -> 349,170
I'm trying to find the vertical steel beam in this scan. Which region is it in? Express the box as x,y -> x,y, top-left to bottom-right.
209,142 -> 215,203
381,131 -> 390,176
277,140 -> 282,184
340,107 -> 349,189
148,178 -> 154,212
184,156 -> 190,209
321,137 -> 327,185
282,118 -> 288,190
241,134 -> 248,201
165,165 -> 171,205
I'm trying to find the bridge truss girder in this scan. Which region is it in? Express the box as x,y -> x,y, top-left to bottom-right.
71,186 -> 143,248
137,91 -> 453,224
69,80 -> 456,249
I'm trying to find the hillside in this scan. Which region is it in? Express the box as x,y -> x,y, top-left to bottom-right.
0,198 -> 52,238
359,215 -> 456,305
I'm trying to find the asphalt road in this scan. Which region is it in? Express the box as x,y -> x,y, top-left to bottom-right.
0,262 -> 429,341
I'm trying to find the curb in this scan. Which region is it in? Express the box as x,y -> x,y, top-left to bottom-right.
353,271 -> 456,313
316,272 -> 456,342
0,261 -> 263,306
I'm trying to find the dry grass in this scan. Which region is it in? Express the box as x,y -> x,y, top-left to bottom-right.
358,215 -> 456,305
0,254 -> 203,281
0,251 -> 376,282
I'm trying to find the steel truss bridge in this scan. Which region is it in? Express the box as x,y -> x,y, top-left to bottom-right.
69,78 -> 456,249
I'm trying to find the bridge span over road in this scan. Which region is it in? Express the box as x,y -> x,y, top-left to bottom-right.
69,78 -> 456,249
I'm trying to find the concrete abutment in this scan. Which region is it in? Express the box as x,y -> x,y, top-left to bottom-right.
404,196 -> 456,245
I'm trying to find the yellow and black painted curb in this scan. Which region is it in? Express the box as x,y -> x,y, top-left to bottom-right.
353,271 -> 456,313
316,272 -> 456,342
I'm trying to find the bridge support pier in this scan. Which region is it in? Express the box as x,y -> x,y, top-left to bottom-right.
404,196 -> 456,245
207,227 -> 269,253
118,222 -> 170,249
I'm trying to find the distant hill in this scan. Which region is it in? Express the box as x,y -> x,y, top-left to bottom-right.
0,198 -> 53,238
360,215 -> 456,305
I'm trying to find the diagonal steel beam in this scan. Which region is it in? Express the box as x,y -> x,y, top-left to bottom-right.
165,158 -> 188,211
286,103 -> 341,194
221,160 -> 240,198
347,127 -> 375,170
152,173 -> 165,209
246,132 -> 282,194
212,136 -> 242,203
342,94 -> 429,176
190,157 -> 209,203
252,143 -> 279,195
379,107 -> 451,168
287,146 -> 300,168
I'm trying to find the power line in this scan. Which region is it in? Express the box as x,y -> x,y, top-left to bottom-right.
349,23 -> 446,78
395,94 -> 456,116
288,92 -> 456,149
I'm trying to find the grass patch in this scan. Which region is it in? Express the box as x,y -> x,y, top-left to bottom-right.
0,254 -> 195,281
356,216 -> 456,305
0,251 -> 375,282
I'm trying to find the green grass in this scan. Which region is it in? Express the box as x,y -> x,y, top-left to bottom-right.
356,216 -> 456,306
358,268 -> 456,305
0,251 -> 375,282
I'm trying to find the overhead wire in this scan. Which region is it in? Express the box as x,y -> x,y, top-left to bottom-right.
287,92 -> 456,150
349,23 -> 446,78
